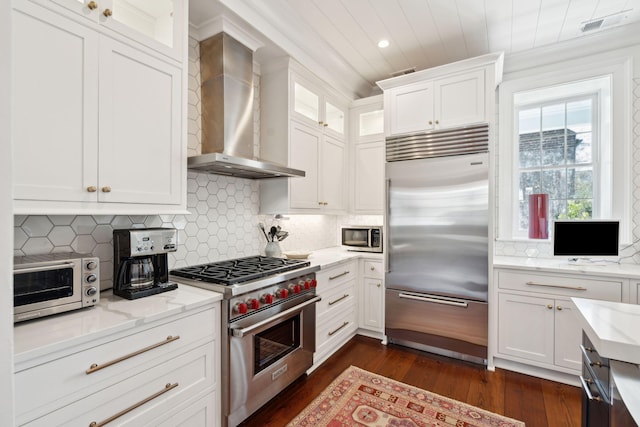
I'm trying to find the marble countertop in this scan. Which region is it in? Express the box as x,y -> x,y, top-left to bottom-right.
14,284 -> 222,365
610,360 -> 640,425
493,255 -> 640,279
305,247 -> 382,269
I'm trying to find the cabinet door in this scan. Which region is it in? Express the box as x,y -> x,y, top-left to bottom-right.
289,120 -> 320,209
353,140 -> 384,212
385,81 -> 434,136
98,36 -> 182,205
292,79 -> 320,125
361,277 -> 384,331
554,299 -> 582,370
498,293 -> 554,365
320,134 -> 346,211
324,99 -> 345,136
12,1 -> 99,203
434,69 -> 485,128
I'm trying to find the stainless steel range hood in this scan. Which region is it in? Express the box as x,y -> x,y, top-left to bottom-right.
188,32 -> 305,179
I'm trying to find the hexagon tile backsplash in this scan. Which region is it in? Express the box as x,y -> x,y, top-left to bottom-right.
13,171 -> 382,290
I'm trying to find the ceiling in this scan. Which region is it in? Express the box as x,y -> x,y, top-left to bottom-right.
188,0 -> 640,98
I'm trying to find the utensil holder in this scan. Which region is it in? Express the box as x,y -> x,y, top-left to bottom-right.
265,241 -> 282,257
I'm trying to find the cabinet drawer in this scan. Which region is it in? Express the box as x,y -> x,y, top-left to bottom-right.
363,260 -> 383,278
497,270 -> 622,301
316,261 -> 357,294
316,280 -> 356,316
24,342 -> 215,427
16,307 -> 216,423
317,299 -> 356,349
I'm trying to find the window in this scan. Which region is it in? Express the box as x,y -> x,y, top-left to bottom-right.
498,53 -> 632,243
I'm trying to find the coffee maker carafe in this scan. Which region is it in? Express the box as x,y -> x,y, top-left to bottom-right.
113,228 -> 178,300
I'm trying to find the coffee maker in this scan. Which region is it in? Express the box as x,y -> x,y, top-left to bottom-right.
113,228 -> 178,300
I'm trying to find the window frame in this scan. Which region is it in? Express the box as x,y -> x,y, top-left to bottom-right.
497,52 -> 632,244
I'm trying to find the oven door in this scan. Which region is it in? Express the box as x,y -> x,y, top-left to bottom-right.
227,295 -> 319,427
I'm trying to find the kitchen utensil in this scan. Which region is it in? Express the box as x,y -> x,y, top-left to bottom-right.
270,226 -> 278,241
276,231 -> 289,241
258,223 -> 270,242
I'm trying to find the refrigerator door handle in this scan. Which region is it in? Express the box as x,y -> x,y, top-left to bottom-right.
398,292 -> 469,308
385,178 -> 391,273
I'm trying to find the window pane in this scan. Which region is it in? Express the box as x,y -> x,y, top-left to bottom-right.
542,130 -> 565,166
519,108 -> 540,133
573,132 -> 592,164
567,99 -> 592,132
520,171 -> 542,199
568,167 -> 593,199
519,134 -> 541,168
542,169 -> 566,200
550,199 -> 565,220
541,104 -> 565,131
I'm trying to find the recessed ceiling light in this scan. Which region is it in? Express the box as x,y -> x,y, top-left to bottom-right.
378,39 -> 389,48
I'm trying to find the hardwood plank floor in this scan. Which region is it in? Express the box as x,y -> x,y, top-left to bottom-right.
239,335 -> 582,427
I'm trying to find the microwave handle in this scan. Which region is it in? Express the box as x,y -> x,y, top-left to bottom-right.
14,262 -> 75,274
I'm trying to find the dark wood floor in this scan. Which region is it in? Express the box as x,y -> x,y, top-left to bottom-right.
240,335 -> 581,427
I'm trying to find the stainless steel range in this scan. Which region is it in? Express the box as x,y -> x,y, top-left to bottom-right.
170,256 -> 320,427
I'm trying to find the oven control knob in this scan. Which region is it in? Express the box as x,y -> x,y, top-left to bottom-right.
86,261 -> 98,270
290,284 -> 301,294
86,274 -> 98,284
234,302 -> 248,315
85,287 -> 98,297
261,294 -> 274,304
276,288 -> 289,299
310,279 -> 317,288
303,280 -> 311,290
247,298 -> 260,310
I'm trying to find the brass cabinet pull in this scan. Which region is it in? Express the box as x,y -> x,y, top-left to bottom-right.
89,382 -> 178,427
87,1 -> 98,10
328,321 -> 349,336
557,305 -> 563,311
87,186 -> 97,193
101,186 -> 111,193
329,271 -> 349,281
328,294 -> 349,306
323,123 -> 328,127
103,8 -> 112,17
526,281 -> 587,291
86,335 -> 180,374
376,283 -> 381,288
547,304 -> 553,309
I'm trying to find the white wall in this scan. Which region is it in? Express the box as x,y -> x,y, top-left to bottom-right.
1,0 -> 15,423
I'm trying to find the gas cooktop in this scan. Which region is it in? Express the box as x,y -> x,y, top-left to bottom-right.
169,255 -> 311,286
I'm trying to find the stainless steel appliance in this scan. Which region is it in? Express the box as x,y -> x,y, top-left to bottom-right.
385,124 -> 490,365
13,252 -> 100,322
170,256 -> 320,427
341,226 -> 383,253
113,228 -> 178,300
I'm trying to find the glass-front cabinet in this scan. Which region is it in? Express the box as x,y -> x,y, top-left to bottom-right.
42,0 -> 182,60
293,77 -> 346,137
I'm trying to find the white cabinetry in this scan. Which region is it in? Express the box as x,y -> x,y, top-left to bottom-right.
312,260 -> 358,369
377,53 -> 503,137
14,295 -> 220,427
358,259 -> 384,337
349,96 -> 384,214
12,0 -> 186,214
494,268 -> 623,378
260,59 -> 349,214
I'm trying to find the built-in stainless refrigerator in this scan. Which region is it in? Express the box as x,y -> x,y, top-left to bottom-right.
385,125 -> 489,365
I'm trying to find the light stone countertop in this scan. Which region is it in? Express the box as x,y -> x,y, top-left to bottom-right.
610,360 -> 640,425
305,247 -> 382,270
14,284 -> 222,366
493,255 -> 640,279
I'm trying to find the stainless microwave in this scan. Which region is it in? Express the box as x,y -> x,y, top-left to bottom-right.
341,226 -> 383,253
13,252 -> 100,322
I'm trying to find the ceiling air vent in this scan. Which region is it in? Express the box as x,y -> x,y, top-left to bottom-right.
391,67 -> 416,78
580,10 -> 631,32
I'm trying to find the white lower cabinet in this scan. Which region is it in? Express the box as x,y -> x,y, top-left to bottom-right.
358,259 -> 384,335
313,260 -> 358,368
494,268 -> 623,376
15,303 -> 220,427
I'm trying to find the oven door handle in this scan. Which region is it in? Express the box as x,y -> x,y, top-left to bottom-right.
230,295 -> 321,338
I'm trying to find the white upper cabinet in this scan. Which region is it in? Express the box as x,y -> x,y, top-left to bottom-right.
12,0 -> 186,214
377,52 -> 503,137
34,0 -> 183,61
349,95 -> 384,214
260,58 -> 349,214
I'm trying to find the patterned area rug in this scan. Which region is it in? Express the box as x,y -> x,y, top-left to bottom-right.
287,366 -> 525,427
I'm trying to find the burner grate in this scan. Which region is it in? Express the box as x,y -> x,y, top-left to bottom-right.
170,256 -> 310,285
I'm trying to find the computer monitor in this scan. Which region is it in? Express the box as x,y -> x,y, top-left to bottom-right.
553,220 -> 619,263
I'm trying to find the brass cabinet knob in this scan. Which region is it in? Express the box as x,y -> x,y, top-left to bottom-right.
377,283 -> 381,288
103,8 -> 112,17
557,305 -> 563,311
87,1 -> 98,10
428,120 -> 433,125
547,304 -> 553,309
370,266 -> 375,271
318,121 -> 324,125
101,186 -> 111,193
435,120 -> 439,124
86,186 -> 97,193
323,123 -> 328,127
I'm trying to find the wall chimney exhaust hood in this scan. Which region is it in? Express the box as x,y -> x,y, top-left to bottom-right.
188,32 -> 305,179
